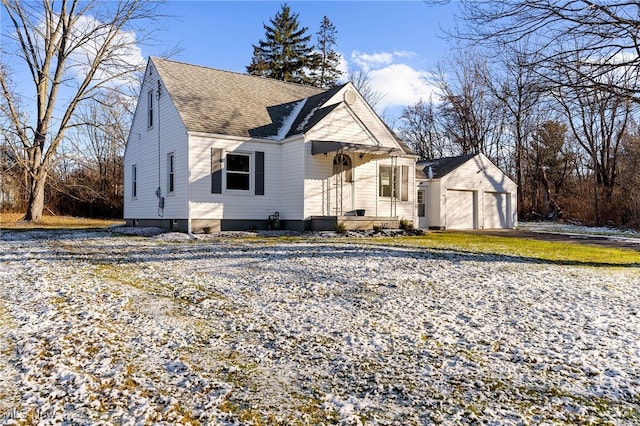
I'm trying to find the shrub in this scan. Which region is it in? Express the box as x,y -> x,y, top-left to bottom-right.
399,218 -> 414,230
335,222 -> 348,235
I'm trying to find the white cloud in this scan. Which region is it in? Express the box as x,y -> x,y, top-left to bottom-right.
351,50 -> 394,72
351,50 -> 419,73
336,52 -> 349,82
347,50 -> 438,110
393,50 -> 417,59
40,13 -> 145,91
369,64 -> 439,109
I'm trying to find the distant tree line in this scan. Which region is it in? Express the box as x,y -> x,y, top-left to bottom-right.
2,1 -> 639,229
399,1 -> 640,228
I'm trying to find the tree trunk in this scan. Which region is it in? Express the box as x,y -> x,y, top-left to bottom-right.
23,170 -> 47,222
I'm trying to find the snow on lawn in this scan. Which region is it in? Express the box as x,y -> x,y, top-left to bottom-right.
1,230 -> 639,425
519,221 -> 640,241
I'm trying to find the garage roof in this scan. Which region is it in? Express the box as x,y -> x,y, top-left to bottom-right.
416,154 -> 477,179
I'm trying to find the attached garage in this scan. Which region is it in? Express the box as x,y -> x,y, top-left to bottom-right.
416,153 -> 517,230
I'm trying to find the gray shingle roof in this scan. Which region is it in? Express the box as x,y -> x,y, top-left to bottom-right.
150,57 -> 414,156
416,154 -> 477,179
151,57 -> 324,137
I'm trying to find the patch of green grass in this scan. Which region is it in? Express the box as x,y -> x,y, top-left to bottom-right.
215,231 -> 638,267
0,213 -> 123,229
371,232 -> 639,267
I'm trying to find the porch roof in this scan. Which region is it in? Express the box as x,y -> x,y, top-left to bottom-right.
311,140 -> 406,157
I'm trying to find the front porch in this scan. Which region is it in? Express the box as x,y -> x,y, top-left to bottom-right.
307,215 -> 399,231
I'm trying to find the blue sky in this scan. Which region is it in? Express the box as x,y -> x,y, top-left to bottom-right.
148,1 -> 459,118
1,1 -> 459,124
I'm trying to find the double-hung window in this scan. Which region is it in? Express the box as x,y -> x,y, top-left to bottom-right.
226,153 -> 251,191
379,164 -> 409,201
379,165 -> 393,197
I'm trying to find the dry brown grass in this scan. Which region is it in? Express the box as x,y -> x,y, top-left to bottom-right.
0,213 -> 124,229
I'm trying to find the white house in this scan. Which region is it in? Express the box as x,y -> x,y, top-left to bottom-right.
416,153 -> 517,229
124,57 -> 417,232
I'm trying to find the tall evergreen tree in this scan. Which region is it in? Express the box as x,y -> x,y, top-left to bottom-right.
311,16 -> 343,88
247,3 -> 313,84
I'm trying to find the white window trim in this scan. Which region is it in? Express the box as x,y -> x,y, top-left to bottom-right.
379,164 -> 408,199
224,151 -> 253,195
379,164 -> 394,198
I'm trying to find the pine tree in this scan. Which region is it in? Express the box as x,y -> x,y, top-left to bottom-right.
312,16 -> 343,88
247,3 -> 314,84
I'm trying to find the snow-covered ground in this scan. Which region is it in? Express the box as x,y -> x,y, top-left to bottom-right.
519,221 -> 640,241
1,229 -> 639,425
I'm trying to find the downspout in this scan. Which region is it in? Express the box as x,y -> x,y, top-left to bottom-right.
187,131 -> 196,239
156,79 -> 164,218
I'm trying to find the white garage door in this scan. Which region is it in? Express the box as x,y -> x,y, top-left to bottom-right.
446,190 -> 475,229
484,192 -> 509,228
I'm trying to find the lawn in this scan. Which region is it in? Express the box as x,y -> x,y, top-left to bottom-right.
382,232 -> 639,267
0,228 -> 638,424
0,213 -> 124,229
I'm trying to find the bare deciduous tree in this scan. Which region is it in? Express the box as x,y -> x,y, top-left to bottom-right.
0,0 -> 159,222
432,52 -> 506,165
486,43 -> 548,218
450,1 -> 640,100
398,99 -> 446,160
552,57 -> 635,224
527,120 -> 572,219
348,69 -> 384,111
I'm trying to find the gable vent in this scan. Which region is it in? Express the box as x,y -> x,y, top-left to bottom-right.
344,89 -> 357,106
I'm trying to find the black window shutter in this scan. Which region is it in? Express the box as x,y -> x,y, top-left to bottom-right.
211,148 -> 222,194
255,151 -> 265,196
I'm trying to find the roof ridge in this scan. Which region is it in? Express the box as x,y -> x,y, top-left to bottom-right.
150,56 -> 325,94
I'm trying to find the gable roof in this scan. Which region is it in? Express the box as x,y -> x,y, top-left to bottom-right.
150,57 -> 323,138
286,84 -> 347,137
416,154 -> 477,179
148,57 -> 413,155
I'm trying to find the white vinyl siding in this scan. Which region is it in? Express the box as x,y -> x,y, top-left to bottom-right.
416,154 -> 517,230
124,66 -> 188,220
303,140 -> 332,218
282,139 -> 306,219
188,135 -> 281,220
